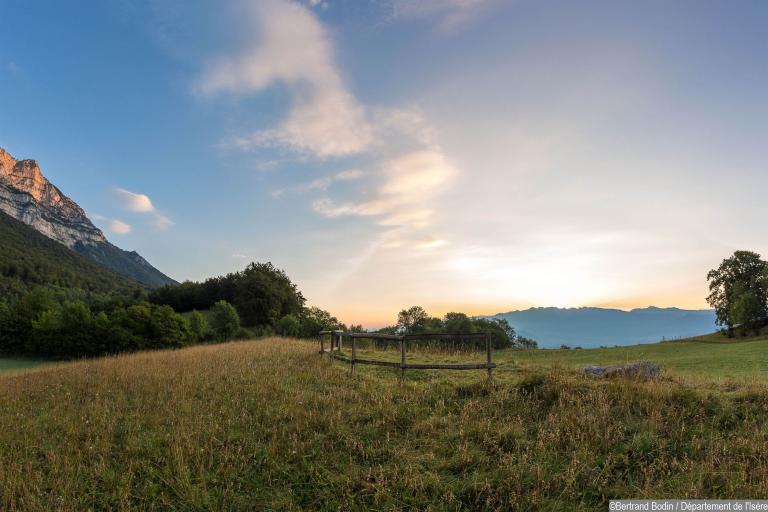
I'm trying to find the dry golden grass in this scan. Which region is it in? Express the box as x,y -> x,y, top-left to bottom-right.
2,338 -> 768,510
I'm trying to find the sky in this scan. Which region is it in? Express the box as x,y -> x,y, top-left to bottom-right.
1,0 -> 767,327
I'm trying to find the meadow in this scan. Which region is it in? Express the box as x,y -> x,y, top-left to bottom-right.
2,337 -> 768,510
346,334 -> 768,382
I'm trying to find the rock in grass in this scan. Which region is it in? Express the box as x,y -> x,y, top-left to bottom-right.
583,361 -> 661,379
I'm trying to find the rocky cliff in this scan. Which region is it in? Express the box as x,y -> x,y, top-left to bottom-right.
0,148 -> 106,248
0,147 -> 176,288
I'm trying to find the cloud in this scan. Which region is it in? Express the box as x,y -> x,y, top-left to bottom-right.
390,0 -> 503,32
253,160 -> 280,173
379,150 -> 455,196
114,188 -> 155,212
5,61 -> 23,78
373,107 -> 437,147
191,1 -> 458,256
113,187 -> 173,230
381,235 -> 447,250
93,215 -> 132,235
336,169 -> 364,180
312,149 -> 456,229
153,214 -> 173,231
197,0 -> 371,158
109,219 -> 132,234
415,237 -> 447,249
272,168 -> 365,198
299,168 -> 365,192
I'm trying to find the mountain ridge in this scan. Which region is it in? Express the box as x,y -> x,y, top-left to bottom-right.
0,147 -> 176,288
488,306 -> 717,348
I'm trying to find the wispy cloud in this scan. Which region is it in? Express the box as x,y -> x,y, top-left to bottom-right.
312,149 -> 456,230
5,61 -> 23,78
114,187 -> 155,212
389,0 -> 504,32
373,107 -> 437,147
306,0 -> 329,9
93,215 -> 132,235
113,187 -> 172,231
153,214 -> 173,231
197,0 -> 371,158
272,168 -> 365,197
415,237 -> 448,249
253,159 -> 280,173
194,1 -> 458,256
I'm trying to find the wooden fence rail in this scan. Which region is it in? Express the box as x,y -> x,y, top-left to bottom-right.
318,331 -> 496,381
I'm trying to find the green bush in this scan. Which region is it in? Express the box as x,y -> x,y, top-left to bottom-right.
210,300 -> 240,341
276,314 -> 301,337
298,306 -> 343,338
251,325 -> 275,338
188,310 -> 208,342
149,305 -> 191,349
234,327 -> 253,340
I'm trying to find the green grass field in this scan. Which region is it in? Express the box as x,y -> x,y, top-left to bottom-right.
2,337 -> 768,510
343,334 -> 768,383
510,338 -> 768,380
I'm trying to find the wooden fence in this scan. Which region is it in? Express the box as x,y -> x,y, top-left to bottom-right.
318,330 -> 496,380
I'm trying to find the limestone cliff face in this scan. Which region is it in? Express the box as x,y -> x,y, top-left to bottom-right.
0,147 -> 176,288
0,147 -> 106,248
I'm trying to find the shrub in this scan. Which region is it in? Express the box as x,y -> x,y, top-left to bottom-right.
299,306 -> 343,338
234,327 -> 253,340
252,325 -> 275,338
188,310 -> 208,342
210,300 -> 240,341
148,305 -> 191,349
276,314 -> 302,337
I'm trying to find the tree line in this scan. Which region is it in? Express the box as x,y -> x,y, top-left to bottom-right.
148,262 -> 347,338
0,261 -> 351,359
372,306 -> 538,350
0,289 -> 253,358
149,262 -> 306,327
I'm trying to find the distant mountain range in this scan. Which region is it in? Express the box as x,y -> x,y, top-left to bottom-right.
0,147 -> 175,288
488,307 -> 718,348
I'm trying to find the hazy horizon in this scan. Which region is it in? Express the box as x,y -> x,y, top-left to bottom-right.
2,0 -> 767,325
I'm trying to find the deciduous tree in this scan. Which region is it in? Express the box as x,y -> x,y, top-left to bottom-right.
707,250 -> 768,334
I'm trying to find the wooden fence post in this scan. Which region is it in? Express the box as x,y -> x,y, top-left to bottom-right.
320,334 -> 324,356
400,336 -> 406,381
351,335 -> 357,375
486,333 -> 493,382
